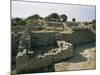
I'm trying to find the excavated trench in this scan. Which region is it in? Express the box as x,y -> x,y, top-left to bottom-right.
11,27 -> 95,74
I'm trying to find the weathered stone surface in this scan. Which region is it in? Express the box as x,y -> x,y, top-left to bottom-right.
12,28 -> 95,51
54,43 -> 96,71
16,41 -> 73,73
60,29 -> 95,45
31,32 -> 58,46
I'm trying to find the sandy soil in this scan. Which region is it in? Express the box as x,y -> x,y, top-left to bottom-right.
55,42 -> 96,71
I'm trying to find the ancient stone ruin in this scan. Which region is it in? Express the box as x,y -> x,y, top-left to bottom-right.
16,28 -> 34,58
16,31 -> 73,59
14,22 -> 96,74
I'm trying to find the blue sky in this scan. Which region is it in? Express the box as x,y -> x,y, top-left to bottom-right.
12,1 -> 96,22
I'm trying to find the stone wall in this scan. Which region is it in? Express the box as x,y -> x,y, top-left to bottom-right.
31,32 -> 58,47
16,46 -> 73,74
13,28 -> 95,73
11,32 -> 21,70
12,28 -> 95,53
31,29 -> 95,47
60,29 -> 95,45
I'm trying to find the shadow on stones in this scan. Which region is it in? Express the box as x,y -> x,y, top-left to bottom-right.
64,42 -> 95,63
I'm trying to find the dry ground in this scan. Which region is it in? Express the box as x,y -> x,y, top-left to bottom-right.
55,42 -> 96,71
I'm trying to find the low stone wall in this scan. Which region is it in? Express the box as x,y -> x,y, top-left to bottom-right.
16,45 -> 73,74
60,29 -> 95,45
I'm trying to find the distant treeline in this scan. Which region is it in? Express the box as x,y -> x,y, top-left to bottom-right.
11,13 -> 96,26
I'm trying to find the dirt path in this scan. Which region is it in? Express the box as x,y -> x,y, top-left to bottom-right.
55,42 -> 96,71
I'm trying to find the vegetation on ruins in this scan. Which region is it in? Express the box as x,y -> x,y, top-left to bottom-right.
47,13 -> 60,22
92,19 -> 96,24
60,14 -> 68,22
25,14 -> 40,24
26,14 -> 40,20
11,18 -> 26,26
11,13 -> 68,26
11,13 -> 96,74
72,18 -> 76,22
12,13 -> 96,27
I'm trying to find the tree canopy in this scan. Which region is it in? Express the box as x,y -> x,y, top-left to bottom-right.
25,14 -> 40,24
12,18 -> 26,26
47,13 -> 60,22
26,14 -> 40,20
72,18 -> 76,22
60,14 -> 68,22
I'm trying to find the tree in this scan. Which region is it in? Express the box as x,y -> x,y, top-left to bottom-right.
60,14 -> 68,22
26,14 -> 40,20
92,19 -> 96,23
25,14 -> 40,24
47,13 -> 60,22
72,18 -> 76,22
84,21 -> 88,25
11,18 -> 26,26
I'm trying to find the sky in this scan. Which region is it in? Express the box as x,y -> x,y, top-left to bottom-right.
12,1 -> 96,22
